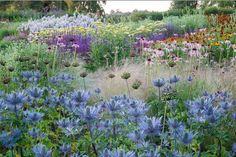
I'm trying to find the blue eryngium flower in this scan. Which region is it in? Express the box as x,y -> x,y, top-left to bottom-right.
0,129 -> 21,149
145,149 -> 160,157
139,116 -> 162,136
29,128 -> 44,139
153,78 -> 165,88
32,143 -> 52,157
27,86 -> 44,99
100,149 -> 135,157
60,144 -> 71,154
232,143 -> 236,153
187,75 -> 193,82
168,118 -> 185,138
57,118 -> 80,135
77,106 -> 100,122
94,88 -> 101,94
232,113 -> 236,120
128,130 -> 145,143
179,131 -> 195,146
169,75 -> 180,84
71,90 -> 90,104
24,111 -> 44,124
168,99 -> 178,109
5,91 -> 26,115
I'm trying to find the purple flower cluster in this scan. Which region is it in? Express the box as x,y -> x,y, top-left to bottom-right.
48,34 -> 93,55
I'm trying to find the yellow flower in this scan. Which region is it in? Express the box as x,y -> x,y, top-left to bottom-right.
211,42 -> 220,46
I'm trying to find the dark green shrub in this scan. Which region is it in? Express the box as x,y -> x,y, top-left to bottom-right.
0,29 -> 17,40
0,40 -> 11,50
163,9 -> 184,17
204,7 -> 219,15
130,11 -> 149,22
219,7 -> 235,15
205,7 -> 235,15
149,11 -> 163,21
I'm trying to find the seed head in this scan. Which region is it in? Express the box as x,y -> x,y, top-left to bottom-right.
132,80 -> 142,90
121,72 -> 131,80
80,72 -> 88,78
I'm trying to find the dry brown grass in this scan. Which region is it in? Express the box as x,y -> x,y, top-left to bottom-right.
71,60 -> 236,99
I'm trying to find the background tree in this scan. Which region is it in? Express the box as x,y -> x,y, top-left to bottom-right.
200,0 -> 236,8
171,0 -> 199,9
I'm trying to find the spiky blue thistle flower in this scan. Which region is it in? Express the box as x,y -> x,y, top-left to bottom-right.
29,128 -> 45,139
232,113 -> 236,120
168,118 -> 185,138
77,106 -> 100,123
57,118 -> 80,135
32,143 -> 52,157
71,90 -> 90,105
179,131 -> 195,146
144,149 -> 160,157
187,76 -> 193,82
170,75 -> 180,84
100,149 -> 135,157
24,111 -> 44,124
27,86 -> 44,100
128,130 -> 145,143
60,144 -> 71,154
153,78 -> 165,88
0,128 -> 21,149
94,88 -> 101,94
139,116 -> 162,136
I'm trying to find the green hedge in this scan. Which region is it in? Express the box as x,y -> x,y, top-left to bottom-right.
130,11 -> 163,22
0,10 -> 42,21
0,29 -> 17,40
204,7 -> 235,15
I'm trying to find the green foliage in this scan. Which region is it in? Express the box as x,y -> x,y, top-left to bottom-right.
163,14 -> 209,33
171,0 -> 198,9
0,40 -> 11,50
0,10 -> 42,21
0,29 -> 17,40
130,11 -> 163,22
204,7 -> 235,15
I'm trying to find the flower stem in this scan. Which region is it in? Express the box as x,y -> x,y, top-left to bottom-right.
125,80 -> 130,97
161,103 -> 167,146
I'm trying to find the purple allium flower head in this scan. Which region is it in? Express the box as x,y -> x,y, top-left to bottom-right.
32,143 -> 52,157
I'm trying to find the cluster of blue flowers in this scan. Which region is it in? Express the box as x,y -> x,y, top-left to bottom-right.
0,71 -> 235,157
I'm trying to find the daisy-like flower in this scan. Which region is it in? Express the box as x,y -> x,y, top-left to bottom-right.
145,58 -> 154,66
154,48 -> 164,58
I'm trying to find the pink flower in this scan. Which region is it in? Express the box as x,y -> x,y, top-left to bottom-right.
154,48 -> 164,58
145,58 -> 154,66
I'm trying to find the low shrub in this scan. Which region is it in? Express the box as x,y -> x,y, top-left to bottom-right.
204,7 -> 235,15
